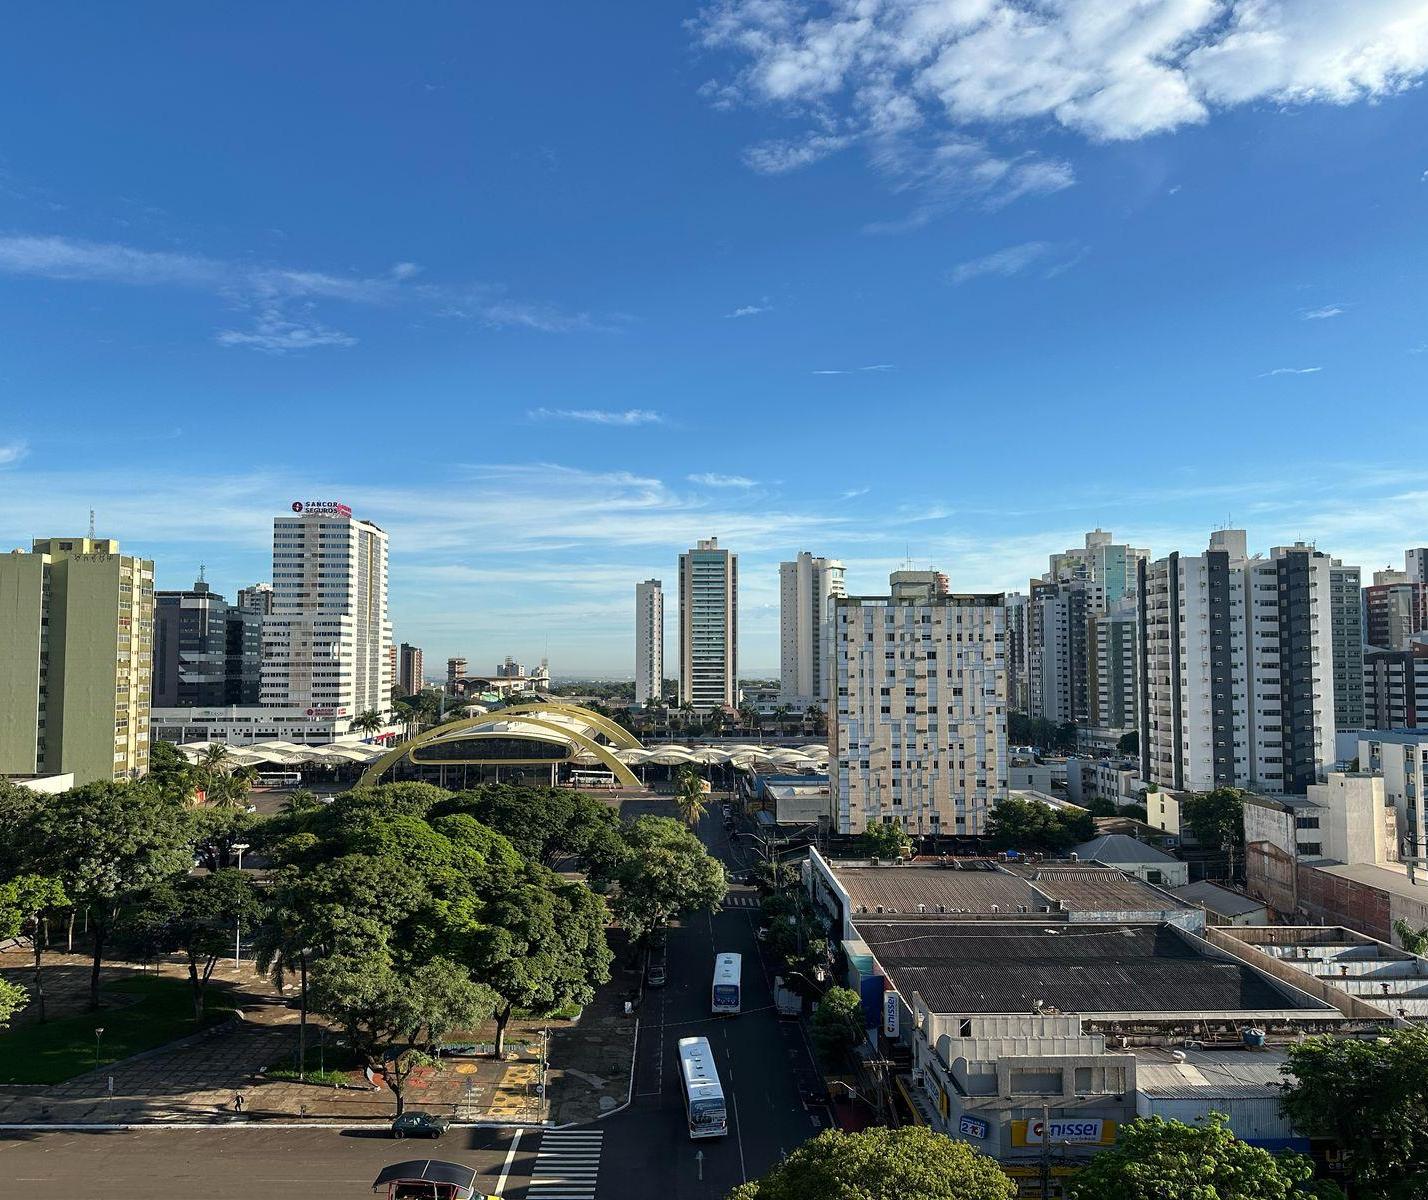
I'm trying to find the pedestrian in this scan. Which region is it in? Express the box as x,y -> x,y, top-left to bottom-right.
233,1093 -> 244,1113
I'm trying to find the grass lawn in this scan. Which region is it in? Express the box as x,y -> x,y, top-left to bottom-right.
0,974 -> 236,1085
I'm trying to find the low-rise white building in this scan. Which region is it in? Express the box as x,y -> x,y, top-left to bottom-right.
151,705 -> 394,747
1070,834 -> 1189,887
1066,757 -> 1142,808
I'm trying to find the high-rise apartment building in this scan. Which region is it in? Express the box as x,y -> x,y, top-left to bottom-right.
1088,596 -> 1138,733
153,577 -> 261,708
260,501 -> 392,717
398,643 -> 424,696
237,582 -> 274,616
635,579 -> 664,707
679,538 -> 737,711
0,536 -> 154,785
1364,580 -> 1428,651
831,589 -> 1006,836
1407,548 -> 1428,584
1329,562 -> 1365,731
1045,529 -> 1148,603
1364,644 -> 1428,731
447,657 -> 468,688
779,552 -> 846,705
1136,530 -> 1336,795
1003,592 -> 1030,714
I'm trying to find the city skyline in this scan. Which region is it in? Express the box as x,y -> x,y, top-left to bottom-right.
1,8 -> 1426,673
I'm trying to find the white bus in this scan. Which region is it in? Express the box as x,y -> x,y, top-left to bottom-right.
711,952 -> 742,1015
677,1036 -> 727,1139
255,771 -> 302,788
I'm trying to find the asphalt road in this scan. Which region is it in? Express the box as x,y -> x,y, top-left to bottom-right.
595,802 -> 828,1200
0,1125 -> 531,1198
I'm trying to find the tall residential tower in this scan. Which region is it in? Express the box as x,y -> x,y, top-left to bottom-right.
635,579 -> 664,707
678,538 -> 737,711
779,551 -> 845,706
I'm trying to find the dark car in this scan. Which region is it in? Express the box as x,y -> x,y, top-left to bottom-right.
391,1112 -> 451,1139
647,960 -> 668,987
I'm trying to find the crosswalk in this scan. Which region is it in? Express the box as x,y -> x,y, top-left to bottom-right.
526,1128 -> 604,1200
720,894 -> 760,909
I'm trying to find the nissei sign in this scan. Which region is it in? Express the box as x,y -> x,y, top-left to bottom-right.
1012,1118 -> 1116,1147
958,1115 -> 990,1140
882,990 -> 900,1038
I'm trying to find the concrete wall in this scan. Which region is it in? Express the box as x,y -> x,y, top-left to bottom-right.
1200,925 -> 1388,1020
1296,865 -> 1391,942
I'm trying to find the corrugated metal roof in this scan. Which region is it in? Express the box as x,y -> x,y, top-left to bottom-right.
1136,1050 -> 1292,1099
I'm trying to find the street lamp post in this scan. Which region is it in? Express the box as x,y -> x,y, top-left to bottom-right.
232,842 -> 251,966
94,1026 -> 105,1071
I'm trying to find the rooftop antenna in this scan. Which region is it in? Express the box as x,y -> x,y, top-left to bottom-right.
88,509 -> 96,538
198,563 -> 206,584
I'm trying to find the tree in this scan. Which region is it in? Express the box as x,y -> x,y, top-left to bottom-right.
729,1126 -> 1013,1200
811,987 -> 865,1062
189,806 -> 259,871
1068,1112 -> 1313,1200
1116,729 -> 1139,755
675,767 -> 709,829
604,816 -> 726,943
353,709 -> 386,737
29,781 -> 193,1010
1394,918 -> 1428,957
804,704 -> 826,736
0,978 -> 26,1030
466,867 -> 612,1057
147,739 -> 198,804
859,822 -> 911,861
310,952 -> 493,1115
1182,787 -> 1245,849
127,870 -> 263,1021
0,874 -> 69,1023
984,797 -> 1093,854
1281,1026 -> 1428,1196
438,784 -> 620,869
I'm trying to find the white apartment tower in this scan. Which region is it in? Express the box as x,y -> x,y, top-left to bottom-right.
679,538 -> 737,711
1136,530 -> 1337,795
831,589 -> 1007,837
260,501 -> 392,717
779,552 -> 846,706
635,579 -> 664,707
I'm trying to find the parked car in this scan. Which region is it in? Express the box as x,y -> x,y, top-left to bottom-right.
647,960 -> 668,987
391,1112 -> 451,1139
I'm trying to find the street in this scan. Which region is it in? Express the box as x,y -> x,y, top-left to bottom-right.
0,799 -> 824,1200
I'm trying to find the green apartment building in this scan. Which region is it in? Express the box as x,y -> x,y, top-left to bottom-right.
0,537 -> 155,785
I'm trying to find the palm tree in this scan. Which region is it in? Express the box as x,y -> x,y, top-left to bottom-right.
804,704 -> 826,736
739,705 -> 761,736
774,704 -> 794,735
353,709 -> 385,738
675,767 -> 709,828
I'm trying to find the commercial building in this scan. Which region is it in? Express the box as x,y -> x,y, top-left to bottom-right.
151,705 -> 381,747
1330,562 -> 1365,731
1168,881 -> 1270,926
260,501 -> 392,719
778,551 -> 845,706
678,538 -> 737,712
152,577 -> 261,708
398,643 -> 424,696
236,582 -> 274,615
635,579 -> 664,707
1364,579 -> 1428,651
1069,833 -> 1189,887
829,588 -> 1006,836
0,536 -> 154,785
1361,730 -> 1428,857
1364,644 -> 1428,729
1136,531 -> 1337,795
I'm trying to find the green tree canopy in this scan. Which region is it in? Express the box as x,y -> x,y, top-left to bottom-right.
434,783 -> 622,869
1068,1111 -> 1312,1200
464,865 -> 612,1056
26,780 -> 193,1009
602,816 -> 726,943
1181,787 -> 1245,849
309,951 -> 493,1115
729,1127 -> 1013,1200
1116,729 -> 1139,755
811,986 -> 866,1063
674,767 -> 709,829
0,873 -> 67,1023
984,797 -> 1094,854
859,822 -> 911,860
1281,1026 -> 1428,1196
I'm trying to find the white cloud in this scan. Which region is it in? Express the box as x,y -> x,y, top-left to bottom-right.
1263,366 -> 1323,375
695,1 -> 1428,216
726,301 -> 772,318
949,241 -> 1087,284
840,486 -> 870,500
688,472 -> 758,488
528,408 -> 664,426
1301,304 -> 1344,320
812,363 -> 895,375
0,233 -> 595,350
0,439 -> 28,466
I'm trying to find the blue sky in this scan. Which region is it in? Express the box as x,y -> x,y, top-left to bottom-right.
1,3 -> 1426,675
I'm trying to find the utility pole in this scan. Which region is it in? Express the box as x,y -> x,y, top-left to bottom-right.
1040,1103 -> 1051,1200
